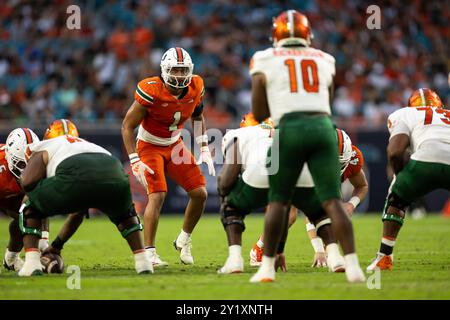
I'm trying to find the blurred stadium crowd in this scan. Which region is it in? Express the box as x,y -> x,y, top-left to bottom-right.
0,0 -> 448,129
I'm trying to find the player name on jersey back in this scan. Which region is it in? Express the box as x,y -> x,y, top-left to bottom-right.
388,106 -> 450,165
249,46 -> 336,125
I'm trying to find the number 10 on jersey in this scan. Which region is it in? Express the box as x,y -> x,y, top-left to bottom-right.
284,59 -> 319,93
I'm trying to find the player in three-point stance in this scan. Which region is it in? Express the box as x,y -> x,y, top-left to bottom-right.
16,134 -> 152,276
217,114 -> 358,275
1,128 -> 39,271
367,88 -> 450,271
249,128 -> 368,269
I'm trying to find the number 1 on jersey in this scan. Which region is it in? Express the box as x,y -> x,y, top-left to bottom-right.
169,111 -> 182,131
284,59 -> 319,93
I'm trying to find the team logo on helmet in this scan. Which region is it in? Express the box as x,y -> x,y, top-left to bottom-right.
272,10 -> 313,48
160,47 -> 194,89
5,128 -> 40,178
44,119 -> 79,140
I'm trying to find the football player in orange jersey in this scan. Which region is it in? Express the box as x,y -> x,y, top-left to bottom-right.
122,47 -> 215,266
1,128 -> 39,271
249,129 -> 368,271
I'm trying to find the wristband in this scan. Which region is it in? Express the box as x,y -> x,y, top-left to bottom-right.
196,135 -> 209,145
348,196 -> 361,208
51,236 -> 67,251
306,223 -> 315,232
129,153 -> 139,164
310,237 -> 325,253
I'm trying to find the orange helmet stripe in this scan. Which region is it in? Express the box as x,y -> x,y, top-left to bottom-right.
175,47 -> 183,63
22,128 -> 32,144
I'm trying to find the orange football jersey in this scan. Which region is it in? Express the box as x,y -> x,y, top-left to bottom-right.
0,144 -> 22,199
342,145 -> 364,182
134,75 -> 205,139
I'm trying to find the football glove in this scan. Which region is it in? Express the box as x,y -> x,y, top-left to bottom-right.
196,146 -> 215,176
129,153 -> 154,190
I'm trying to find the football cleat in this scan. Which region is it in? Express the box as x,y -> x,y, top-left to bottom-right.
249,243 -> 263,267
3,256 -> 24,272
249,266 -> 275,283
217,256 -> 244,274
17,260 -> 43,277
146,248 -> 168,267
135,254 -> 154,274
173,237 -> 194,265
367,253 -> 393,271
327,253 -> 346,273
345,265 -> 366,283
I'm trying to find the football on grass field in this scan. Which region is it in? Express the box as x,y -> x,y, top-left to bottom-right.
40,252 -> 64,274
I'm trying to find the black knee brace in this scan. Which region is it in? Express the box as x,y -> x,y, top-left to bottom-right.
117,205 -> 143,238
382,192 -> 409,226
220,200 -> 246,231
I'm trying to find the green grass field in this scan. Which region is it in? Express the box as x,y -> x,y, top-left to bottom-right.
0,214 -> 449,300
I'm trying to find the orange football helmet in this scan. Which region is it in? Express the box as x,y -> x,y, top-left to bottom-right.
240,112 -> 274,129
272,10 -> 313,47
408,88 -> 443,108
44,119 -> 79,140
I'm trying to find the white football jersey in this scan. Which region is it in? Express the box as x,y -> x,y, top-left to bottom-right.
28,135 -> 111,177
388,107 -> 450,165
249,46 -> 335,125
221,126 -> 314,188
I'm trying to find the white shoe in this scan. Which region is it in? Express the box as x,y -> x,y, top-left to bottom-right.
135,253 -> 154,274
218,256 -> 244,274
345,265 -> 366,283
3,256 -> 24,272
327,254 -> 346,273
249,266 -> 275,283
18,260 -> 43,277
174,237 -> 194,265
147,249 -> 168,267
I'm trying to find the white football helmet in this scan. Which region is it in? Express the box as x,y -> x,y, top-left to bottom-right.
5,128 -> 39,178
336,128 -> 353,175
160,47 -> 194,89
